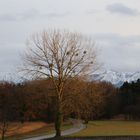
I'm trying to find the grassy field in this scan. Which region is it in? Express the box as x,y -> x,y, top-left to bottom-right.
71,121 -> 140,137
3,121 -> 140,140
0,121 -> 72,140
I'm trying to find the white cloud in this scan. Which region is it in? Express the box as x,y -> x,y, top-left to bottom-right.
0,9 -> 70,22
106,3 -> 139,16
0,0 -> 140,76
93,33 -> 140,72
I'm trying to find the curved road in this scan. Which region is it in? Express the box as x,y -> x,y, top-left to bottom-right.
23,120 -> 85,140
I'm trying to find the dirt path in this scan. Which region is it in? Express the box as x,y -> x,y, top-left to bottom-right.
23,119 -> 85,140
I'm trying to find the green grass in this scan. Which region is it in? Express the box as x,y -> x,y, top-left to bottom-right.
4,122 -> 72,140
71,121 -> 140,137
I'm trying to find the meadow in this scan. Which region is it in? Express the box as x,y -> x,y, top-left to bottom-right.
0,121 -> 72,140
71,121 -> 140,137
47,121 -> 140,140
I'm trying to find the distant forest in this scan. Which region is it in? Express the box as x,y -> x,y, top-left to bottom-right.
0,78 -> 140,123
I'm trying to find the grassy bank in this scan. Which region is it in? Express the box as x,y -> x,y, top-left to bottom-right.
71,121 -> 140,137
0,121 -> 72,140
3,121 -> 140,140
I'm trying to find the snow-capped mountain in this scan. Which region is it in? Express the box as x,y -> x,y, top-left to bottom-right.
90,70 -> 140,87
0,72 -> 24,84
1,70 -> 140,87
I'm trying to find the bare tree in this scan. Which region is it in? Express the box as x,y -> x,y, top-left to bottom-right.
21,29 -> 99,137
0,82 -> 21,140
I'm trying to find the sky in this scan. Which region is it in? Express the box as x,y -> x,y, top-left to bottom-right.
0,0 -> 140,80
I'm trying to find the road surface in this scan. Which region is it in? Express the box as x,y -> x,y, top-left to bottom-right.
23,119 -> 85,140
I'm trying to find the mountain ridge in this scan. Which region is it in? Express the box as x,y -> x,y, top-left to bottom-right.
90,70 -> 140,87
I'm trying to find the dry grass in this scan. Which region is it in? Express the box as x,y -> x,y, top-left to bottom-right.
71,121 -> 140,137
0,121 -> 72,140
1,122 -> 46,136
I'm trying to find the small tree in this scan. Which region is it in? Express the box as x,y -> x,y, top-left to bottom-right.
21,29 -> 99,137
0,82 -> 20,140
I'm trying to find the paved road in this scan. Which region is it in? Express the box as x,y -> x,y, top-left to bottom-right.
23,120 -> 85,140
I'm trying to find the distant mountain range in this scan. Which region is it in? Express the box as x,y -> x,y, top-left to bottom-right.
90,70 -> 140,87
0,72 -> 24,84
1,70 -> 140,87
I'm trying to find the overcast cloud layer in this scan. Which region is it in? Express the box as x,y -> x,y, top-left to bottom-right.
0,0 -> 140,80
106,3 -> 139,16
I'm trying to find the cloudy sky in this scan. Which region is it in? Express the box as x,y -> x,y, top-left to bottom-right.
0,0 -> 140,79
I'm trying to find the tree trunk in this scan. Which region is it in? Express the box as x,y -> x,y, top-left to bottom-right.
55,98 -> 62,137
1,131 -> 5,140
1,121 -> 6,140
55,111 -> 62,137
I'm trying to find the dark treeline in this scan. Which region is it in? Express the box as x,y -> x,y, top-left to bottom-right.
120,79 -> 140,120
0,78 -> 140,123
